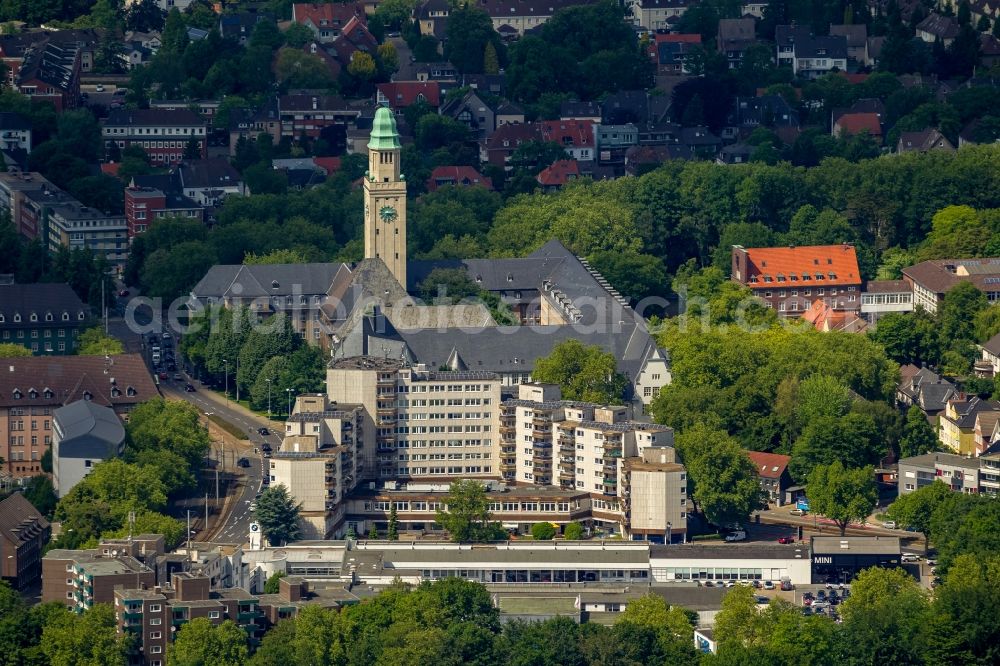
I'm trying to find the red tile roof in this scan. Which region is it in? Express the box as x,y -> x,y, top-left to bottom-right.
745,451 -> 791,479
836,71 -> 869,84
802,299 -> 867,332
834,112 -> 882,137
539,119 -> 594,148
292,3 -> 366,28
426,166 -> 493,192
537,159 -> 580,187
312,156 -> 341,175
657,33 -> 701,43
100,162 -> 120,177
377,81 -> 441,108
740,244 -> 862,287
485,121 -> 539,150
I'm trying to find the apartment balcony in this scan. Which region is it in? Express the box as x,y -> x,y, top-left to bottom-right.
603,461 -> 618,472
499,423 -> 516,434
531,414 -> 551,425
602,477 -> 617,487
238,610 -> 263,622
558,468 -> 575,480
122,611 -> 143,621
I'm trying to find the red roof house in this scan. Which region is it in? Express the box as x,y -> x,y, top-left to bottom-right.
832,112 -> 882,142
376,81 -> 441,111
745,451 -> 793,505
538,119 -> 595,162
536,159 -> 580,191
426,166 -> 493,192
292,3 -> 367,43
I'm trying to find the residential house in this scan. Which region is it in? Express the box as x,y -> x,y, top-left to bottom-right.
219,11 -> 275,45
0,354 -> 158,478
902,258 -> 1000,314
648,34 -> 700,74
537,159 -> 580,192
716,142 -> 753,164
271,157 -> 341,190
120,41 -> 153,69
560,100 -> 602,123
628,0 -> 696,31
124,177 -> 204,238
898,452 -> 984,495
292,2 -> 367,43
376,82 -> 441,115
725,95 -> 799,140
741,1 -> 769,18
832,112 -> 882,143
0,112 -> 31,152
896,364 -> 956,419
829,24 -> 870,66
483,121 -> 538,169
731,244 -> 863,316
328,15 -> 379,69
775,26 -> 848,78
717,18 -> 758,69
676,126 -> 722,159
415,0 -> 451,41
977,332 -> 1000,378
746,451 -> 793,506
495,102 -> 525,127
440,89 -> 497,140
42,546 -> 156,610
916,13 -> 960,46
860,280 -> 913,321
595,123 -> 639,165
939,395 -> 1000,455
414,61 -> 459,86
278,94 -> 359,140
0,492 -> 50,591
480,0 -> 602,36
425,166 -> 493,192
974,410 -> 1000,456
52,400 -> 126,498
625,144 -> 676,175
539,119 -> 595,163
601,90 -> 651,125
123,30 -> 161,53
896,128 -> 954,153
0,31 -> 97,111
832,98 -> 885,129
102,108 -> 207,167
175,159 -> 246,207
0,282 -> 87,356
228,100 -> 281,155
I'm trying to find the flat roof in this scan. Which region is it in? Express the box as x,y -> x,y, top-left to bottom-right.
349,545 -> 650,567
650,543 -> 810,560
811,536 -> 900,555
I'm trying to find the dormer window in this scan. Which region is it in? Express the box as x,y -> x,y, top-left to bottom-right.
44,388 -> 53,398
126,386 -> 136,397
78,312 -> 84,320
13,313 -> 20,323
45,312 -> 53,321
62,312 -> 69,320
271,280 -> 279,289
30,313 -> 37,322
28,389 -> 37,399
83,391 -> 92,401
111,387 -> 121,397
507,273 -> 513,282
12,389 -> 21,399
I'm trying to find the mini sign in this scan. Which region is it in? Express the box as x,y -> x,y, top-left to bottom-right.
814,556 -> 833,564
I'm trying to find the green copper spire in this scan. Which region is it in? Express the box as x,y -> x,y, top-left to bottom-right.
368,106 -> 401,150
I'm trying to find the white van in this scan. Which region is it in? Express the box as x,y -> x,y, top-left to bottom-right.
725,530 -> 747,542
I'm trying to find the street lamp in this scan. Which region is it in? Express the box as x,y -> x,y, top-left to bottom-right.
266,378 -> 273,420
286,388 -> 293,416
222,358 -> 229,407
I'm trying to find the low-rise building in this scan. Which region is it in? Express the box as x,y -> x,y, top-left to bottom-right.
628,0 -> 695,31
939,395 -> 1000,455
52,400 -> 126,498
425,165 -> 493,192
292,2 -> 367,43
896,364 -> 956,418
717,18 -> 758,69
539,119 -> 595,162
916,13 -> 960,46
481,0 -> 601,35
175,158 -> 246,207
746,451 -> 793,506
898,452 -> 984,494
650,542 -> 813,584
861,280 -> 913,321
902,258 -> 1000,314
810,536 -> 899,584
897,128 -> 955,153
731,244 -> 863,315
775,25 -> 848,79
277,94 -> 360,140
0,170 -> 56,240
0,282 -> 87,355
829,23 -> 870,66
124,182 -> 203,238
0,492 -> 50,591
43,547 -> 156,610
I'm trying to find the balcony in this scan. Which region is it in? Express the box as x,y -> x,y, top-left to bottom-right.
602,477 -> 617,486
238,610 -> 262,622
531,414 -> 551,425
123,611 -> 143,620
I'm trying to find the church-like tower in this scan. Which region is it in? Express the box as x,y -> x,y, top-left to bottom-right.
363,106 -> 407,289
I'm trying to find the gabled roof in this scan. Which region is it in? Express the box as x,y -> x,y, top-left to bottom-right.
377,81 -> 441,108
738,244 -> 862,287
537,159 -> 580,187
897,128 -> 954,153
53,399 -> 125,446
0,354 -> 158,409
834,112 -> 882,137
426,166 -> 493,192
984,332 -> 1000,358
0,492 -> 49,547
292,2 -> 366,28
745,451 -> 791,479
718,17 -> 755,43
917,13 -> 960,40
829,23 -> 867,48
538,120 -> 594,148
0,283 -> 86,328
191,262 -> 349,299
279,94 -> 352,113
485,121 -> 539,149
176,159 -> 242,190
902,258 -> 1000,296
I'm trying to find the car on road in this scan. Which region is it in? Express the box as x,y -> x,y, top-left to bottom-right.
162,331 -> 172,340
158,371 -> 168,380
257,427 -> 270,436
173,373 -> 182,381
95,84 -> 104,92
881,520 -> 897,529
901,553 -> 921,563
777,536 -> 794,544
249,502 -> 257,512
118,289 -> 129,297
790,508 -> 807,516
237,457 -> 250,468
184,383 -> 196,392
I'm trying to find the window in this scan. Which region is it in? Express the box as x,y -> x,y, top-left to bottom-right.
150,604 -> 161,612
208,611 -> 220,619
150,646 -> 162,654
150,617 -> 161,625
150,631 -> 162,639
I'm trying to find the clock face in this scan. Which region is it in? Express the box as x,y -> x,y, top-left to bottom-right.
379,205 -> 397,222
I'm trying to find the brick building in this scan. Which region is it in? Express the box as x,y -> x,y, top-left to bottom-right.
0,492 -> 50,591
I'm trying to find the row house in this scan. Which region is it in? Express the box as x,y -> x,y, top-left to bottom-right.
939,395 -> 1000,456
102,109 -> 208,167
227,99 -> 280,155
278,94 -> 361,140
0,31 -> 96,111
731,244 -> 863,316
0,354 -> 158,478
0,282 -> 87,356
415,0 -> 451,40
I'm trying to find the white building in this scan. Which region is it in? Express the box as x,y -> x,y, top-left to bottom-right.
52,400 -> 125,497
861,279 -> 913,321
650,542 -> 813,585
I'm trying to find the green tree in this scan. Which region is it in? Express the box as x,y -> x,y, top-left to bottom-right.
617,592 -> 693,643
838,567 -> 929,665
436,479 -> 504,542
899,405 -> 940,458
347,51 -> 377,80
255,484 -> 302,546
790,413 -> 883,481
0,343 -> 30,357
377,42 -> 399,74
564,521 -> 584,540
532,339 -> 628,404
76,328 -> 125,356
169,618 -> 248,666
283,22 -> 313,49
483,40 -> 499,75
713,585 -> 770,650
275,48 -> 335,89
40,604 -> 128,666
368,523 -> 378,539
417,267 -> 480,303
21,475 -> 57,519
388,505 -> 399,541
939,281 -> 989,345
183,135 -> 201,161
806,462 -> 878,535
888,479 -> 951,539
530,522 -> 556,540
444,5 -> 503,74
675,424 -> 765,527
868,309 -> 941,366
263,571 -> 286,594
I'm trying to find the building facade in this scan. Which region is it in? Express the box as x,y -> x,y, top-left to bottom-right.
902,258 -> 1000,314
0,282 -> 87,355
102,109 -> 208,167
0,492 -> 50,591
44,200 -> 128,270
363,107 -> 408,289
52,400 -> 126,498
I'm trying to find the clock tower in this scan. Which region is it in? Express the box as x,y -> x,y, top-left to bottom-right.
364,106 -> 407,289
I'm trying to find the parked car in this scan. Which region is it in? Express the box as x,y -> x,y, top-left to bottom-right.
763,580 -> 775,590
881,520 -> 896,529
901,553 -> 921,563
724,530 -> 747,542
249,502 -> 257,512
173,373 -> 182,381
755,596 -> 769,604
780,579 -> 794,591
790,508 -> 806,516
777,536 -> 794,544
95,84 -> 104,92
158,371 -> 167,380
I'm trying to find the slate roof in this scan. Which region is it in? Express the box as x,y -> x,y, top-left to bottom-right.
0,283 -> 86,329
176,159 -> 242,189
982,332 -> 1000,357
53,399 -> 125,447
917,13 -> 960,40
718,17 -> 755,44
897,365 -> 956,414
730,95 -> 799,128
0,492 -> 49,548
0,354 -> 158,409
104,108 -> 205,127
945,395 -> 1000,429
897,128 -> 954,153
191,263 -> 350,299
